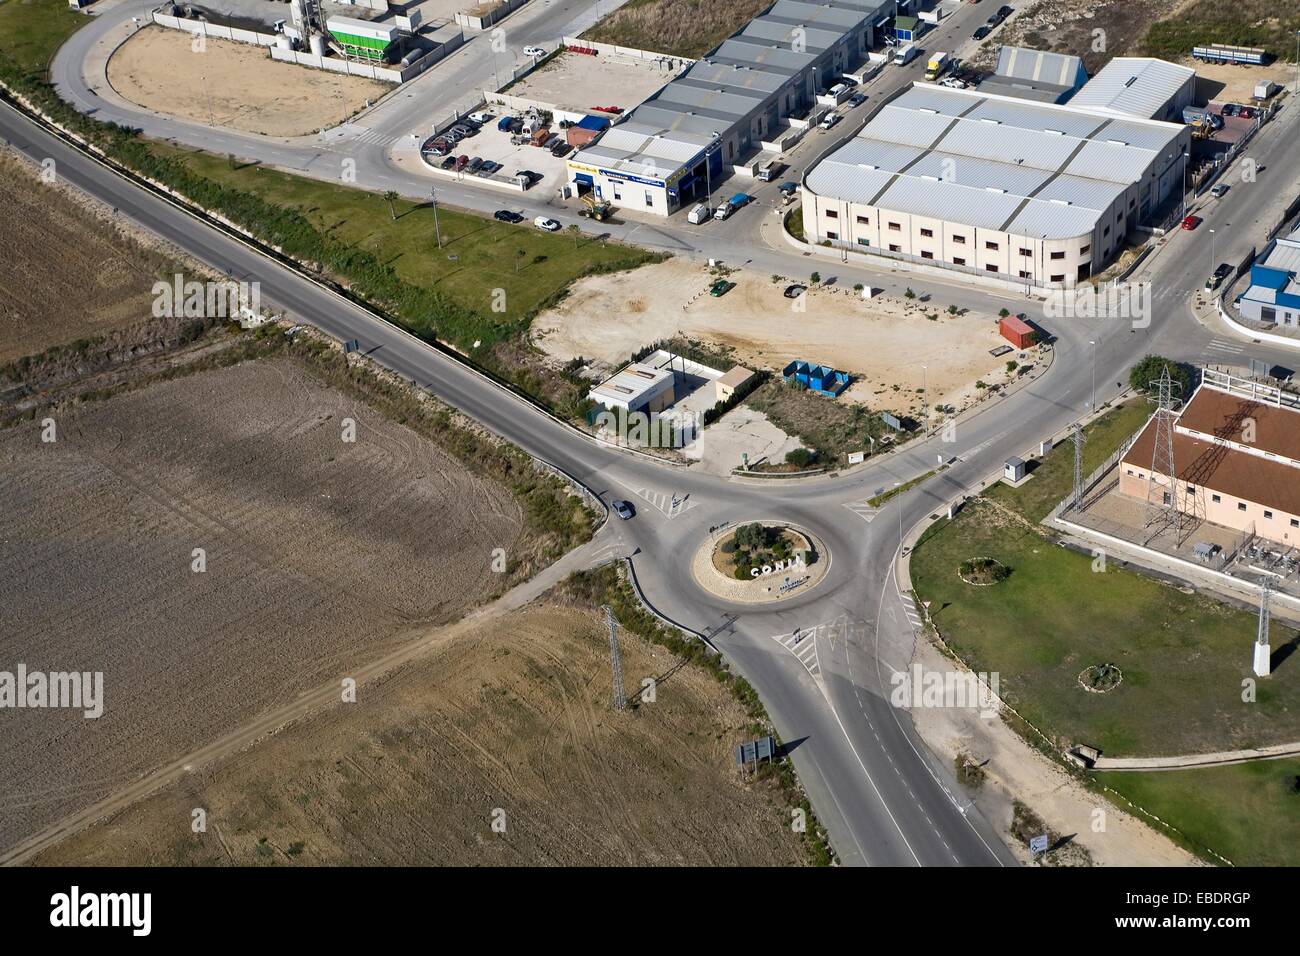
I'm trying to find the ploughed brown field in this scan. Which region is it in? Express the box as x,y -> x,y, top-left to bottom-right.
0,150 -> 170,364
0,358 -> 526,852
30,605 -> 808,866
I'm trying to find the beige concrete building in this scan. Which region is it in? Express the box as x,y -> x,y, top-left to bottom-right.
801,82 -> 1191,290
1119,375 -> 1300,546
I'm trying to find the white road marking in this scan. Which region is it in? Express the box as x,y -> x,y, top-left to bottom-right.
632,487 -> 698,519
770,626 -> 823,678
842,500 -> 881,524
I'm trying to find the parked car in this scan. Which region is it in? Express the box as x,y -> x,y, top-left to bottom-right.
494,210 -> 524,223
550,142 -> 572,158
534,216 -> 561,232
591,105 -> 624,114
820,111 -> 842,130
523,46 -> 546,58
1181,214 -> 1202,230
687,202 -> 712,224
517,169 -> 542,184
973,25 -> 992,40
997,5 -> 1013,18
1211,183 -> 1230,198
466,157 -> 483,174
1206,263 -> 1233,289
709,279 -> 735,297
454,155 -> 469,171
1222,103 -> 1240,117
440,155 -> 457,169
783,284 -> 806,299
468,110 -> 493,124
1240,106 -> 1256,119
542,134 -> 561,150
612,500 -> 635,520
496,115 -> 515,132
848,92 -> 867,107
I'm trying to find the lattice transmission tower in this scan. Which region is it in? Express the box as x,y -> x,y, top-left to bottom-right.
1071,421 -> 1086,511
1143,366 -> 1182,541
601,605 -> 627,710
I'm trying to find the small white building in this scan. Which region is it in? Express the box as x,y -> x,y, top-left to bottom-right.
588,362 -> 676,414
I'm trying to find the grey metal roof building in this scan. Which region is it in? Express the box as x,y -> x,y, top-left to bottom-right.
1067,57 -> 1195,121
801,81 -> 1191,287
976,46 -> 1088,104
568,0 -> 898,214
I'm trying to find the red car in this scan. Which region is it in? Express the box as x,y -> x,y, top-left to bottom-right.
1181,214 -> 1202,230
591,105 -> 624,114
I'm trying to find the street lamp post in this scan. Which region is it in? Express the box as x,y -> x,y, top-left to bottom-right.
1180,150 -> 1189,222
431,187 -> 442,249
922,364 -> 928,434
1088,339 -> 1096,412
894,481 -> 903,547
1209,227 -> 1217,275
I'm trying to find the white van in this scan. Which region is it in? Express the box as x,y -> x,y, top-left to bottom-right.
468,110 -> 493,124
687,202 -> 712,224
894,43 -> 918,66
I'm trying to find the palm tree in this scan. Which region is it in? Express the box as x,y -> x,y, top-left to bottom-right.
566,223 -> 581,248
383,190 -> 399,221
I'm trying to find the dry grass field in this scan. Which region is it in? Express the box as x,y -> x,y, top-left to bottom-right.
0,151 -> 170,363
107,27 -> 389,137
581,0 -> 773,59
0,357 -> 530,853
30,605 -> 808,866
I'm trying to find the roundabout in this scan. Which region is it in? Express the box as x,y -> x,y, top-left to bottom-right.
691,520 -> 831,605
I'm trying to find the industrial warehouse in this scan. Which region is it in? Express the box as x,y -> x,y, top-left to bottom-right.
800,58 -> 1195,288
565,0 -> 914,215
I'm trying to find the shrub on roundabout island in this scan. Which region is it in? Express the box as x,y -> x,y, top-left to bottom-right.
958,557 -> 1010,585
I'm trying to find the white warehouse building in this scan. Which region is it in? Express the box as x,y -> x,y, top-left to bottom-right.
800,80 -> 1191,289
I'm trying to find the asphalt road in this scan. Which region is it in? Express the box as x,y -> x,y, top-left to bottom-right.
9,4 -> 1300,866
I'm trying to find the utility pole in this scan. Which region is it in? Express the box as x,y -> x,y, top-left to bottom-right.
1254,579 -> 1273,677
1180,151 -> 1188,222
430,187 -> 442,249
601,605 -> 627,710
1144,365 -> 1181,539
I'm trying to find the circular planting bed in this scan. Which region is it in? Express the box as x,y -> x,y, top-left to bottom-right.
692,521 -> 830,605
1078,663 -> 1124,694
958,556 -> 1010,586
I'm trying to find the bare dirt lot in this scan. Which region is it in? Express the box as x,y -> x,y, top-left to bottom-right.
0,151 -> 170,363
505,51 -> 675,114
534,259 -> 1010,414
30,604 -> 808,866
0,357 -> 528,853
107,27 -> 390,137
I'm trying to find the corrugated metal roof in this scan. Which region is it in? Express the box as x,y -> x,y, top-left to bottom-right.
1069,57 -> 1194,118
806,83 -> 1184,239
1262,231 -> 1300,272
995,46 -> 1086,87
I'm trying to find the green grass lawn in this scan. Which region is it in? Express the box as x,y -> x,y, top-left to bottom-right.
912,501 -> 1300,756
1099,759 -> 1300,866
0,0 -> 86,75
160,147 -> 659,338
983,397 -> 1152,522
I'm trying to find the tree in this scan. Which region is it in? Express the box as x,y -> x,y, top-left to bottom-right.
383,190 -> 399,221
785,448 -> 816,468
1129,355 -> 1192,397
733,522 -> 766,551
810,271 -> 821,284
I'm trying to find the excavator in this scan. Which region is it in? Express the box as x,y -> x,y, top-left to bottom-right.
579,193 -> 612,222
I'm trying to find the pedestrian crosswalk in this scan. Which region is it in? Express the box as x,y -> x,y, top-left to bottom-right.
632,487 -> 697,519
900,597 -> 925,633
771,626 -> 822,678
1205,338 -> 1246,357
352,127 -> 396,147
842,499 -> 881,524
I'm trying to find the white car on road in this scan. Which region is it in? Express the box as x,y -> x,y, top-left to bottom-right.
523,46 -> 546,58
534,216 -> 561,232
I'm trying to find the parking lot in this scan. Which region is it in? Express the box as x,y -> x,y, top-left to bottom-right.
420,113 -> 574,193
